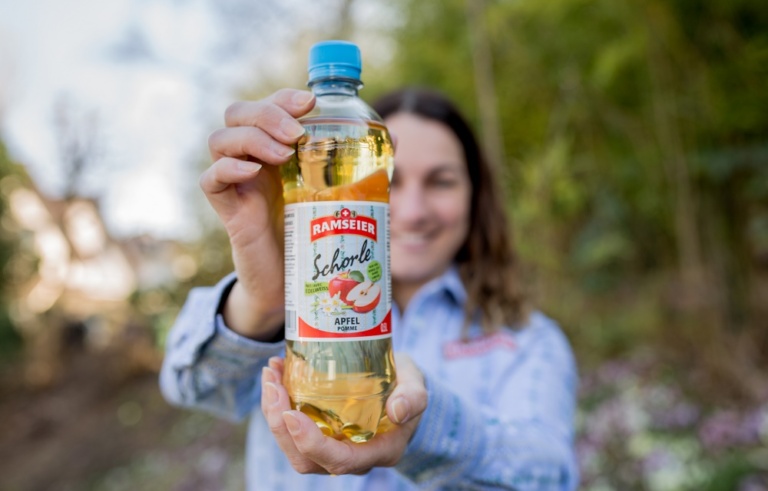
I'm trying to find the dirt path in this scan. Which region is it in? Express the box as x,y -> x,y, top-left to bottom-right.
0,352 -> 246,491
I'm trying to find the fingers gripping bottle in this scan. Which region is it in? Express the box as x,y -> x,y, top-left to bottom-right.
280,40 -> 396,443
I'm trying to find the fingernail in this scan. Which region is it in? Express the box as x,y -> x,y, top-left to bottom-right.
273,142 -> 296,159
283,411 -> 301,435
238,160 -> 262,174
263,382 -> 278,407
391,397 -> 410,424
292,91 -> 313,107
280,118 -> 306,140
262,366 -> 276,384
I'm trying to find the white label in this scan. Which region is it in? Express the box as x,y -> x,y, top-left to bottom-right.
284,201 -> 391,341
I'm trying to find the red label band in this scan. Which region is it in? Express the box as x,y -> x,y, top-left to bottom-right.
297,310 -> 392,340
310,212 -> 377,242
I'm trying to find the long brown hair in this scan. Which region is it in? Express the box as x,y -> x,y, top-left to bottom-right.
372,88 -> 528,335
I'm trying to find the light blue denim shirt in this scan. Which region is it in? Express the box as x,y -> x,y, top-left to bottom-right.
160,267 -> 579,490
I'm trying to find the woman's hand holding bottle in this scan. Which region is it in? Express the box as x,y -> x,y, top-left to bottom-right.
203,89 -> 315,340
261,354 -> 427,475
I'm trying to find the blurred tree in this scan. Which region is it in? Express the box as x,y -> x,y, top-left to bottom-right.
52,94 -> 102,200
465,0 -> 506,173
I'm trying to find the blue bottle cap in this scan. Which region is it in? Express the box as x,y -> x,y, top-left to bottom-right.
308,40 -> 362,83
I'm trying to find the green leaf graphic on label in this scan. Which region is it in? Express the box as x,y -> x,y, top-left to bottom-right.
367,261 -> 382,282
349,270 -> 365,283
305,282 -> 328,295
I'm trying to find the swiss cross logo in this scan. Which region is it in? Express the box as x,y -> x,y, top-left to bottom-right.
340,208 -> 351,218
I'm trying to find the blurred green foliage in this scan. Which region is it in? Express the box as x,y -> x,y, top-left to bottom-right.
0,141 -> 23,356
377,0 -> 768,377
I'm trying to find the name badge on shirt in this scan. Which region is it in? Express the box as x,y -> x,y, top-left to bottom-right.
443,331 -> 517,360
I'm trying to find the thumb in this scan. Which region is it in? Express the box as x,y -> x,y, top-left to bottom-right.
386,355 -> 428,425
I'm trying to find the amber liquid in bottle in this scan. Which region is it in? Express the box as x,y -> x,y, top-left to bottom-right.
282,118 -> 396,442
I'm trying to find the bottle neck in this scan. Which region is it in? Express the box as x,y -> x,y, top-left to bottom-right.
309,78 -> 361,97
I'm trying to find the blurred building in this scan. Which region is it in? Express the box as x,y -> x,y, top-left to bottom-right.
4,179 -> 155,386
9,188 -> 135,317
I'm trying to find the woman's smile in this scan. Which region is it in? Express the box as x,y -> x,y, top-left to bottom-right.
386,113 -> 472,294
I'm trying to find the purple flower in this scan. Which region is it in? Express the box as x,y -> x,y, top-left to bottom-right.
641,448 -> 674,475
699,409 -> 761,451
738,473 -> 768,491
652,400 -> 700,430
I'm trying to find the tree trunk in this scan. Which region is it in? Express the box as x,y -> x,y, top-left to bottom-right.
331,0 -> 356,40
465,0 -> 506,170
645,3 -> 705,306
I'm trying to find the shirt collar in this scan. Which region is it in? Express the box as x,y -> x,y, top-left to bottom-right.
409,265 -> 467,308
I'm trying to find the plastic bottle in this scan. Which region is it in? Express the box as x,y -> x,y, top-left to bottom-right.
281,40 -> 396,443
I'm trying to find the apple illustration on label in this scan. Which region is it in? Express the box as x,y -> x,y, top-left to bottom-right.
346,280 -> 381,313
328,271 -> 364,305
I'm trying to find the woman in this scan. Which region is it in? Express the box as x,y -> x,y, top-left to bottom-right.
160,87 -> 579,490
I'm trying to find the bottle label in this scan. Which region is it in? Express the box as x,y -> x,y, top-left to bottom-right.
284,201 -> 391,341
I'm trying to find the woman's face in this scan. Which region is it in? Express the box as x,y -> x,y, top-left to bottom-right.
386,112 -> 472,289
